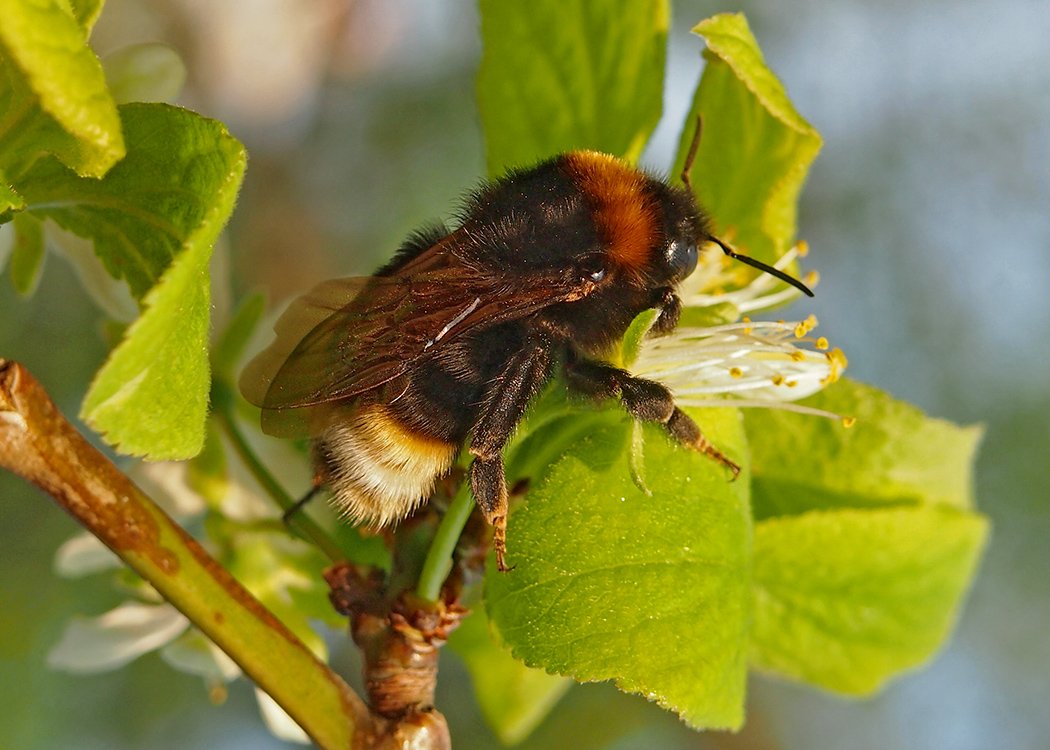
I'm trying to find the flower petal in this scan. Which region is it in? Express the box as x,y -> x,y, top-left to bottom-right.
255,688 -> 311,745
47,602 -> 189,673
53,533 -> 121,578
160,629 -> 241,683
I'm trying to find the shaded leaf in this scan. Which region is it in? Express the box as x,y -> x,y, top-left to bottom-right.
0,179 -> 24,219
449,609 -> 571,745
212,291 -> 267,379
103,43 -> 186,104
9,210 -> 44,295
478,0 -> 668,173
745,378 -> 983,518
69,0 -> 105,31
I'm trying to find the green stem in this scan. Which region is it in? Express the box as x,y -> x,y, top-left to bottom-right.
212,388 -> 345,564
416,485 -> 475,602
0,360 -> 368,749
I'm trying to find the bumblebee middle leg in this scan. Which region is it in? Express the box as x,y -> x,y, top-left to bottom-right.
565,358 -> 740,477
469,336 -> 555,571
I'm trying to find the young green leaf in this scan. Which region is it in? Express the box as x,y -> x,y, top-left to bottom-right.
16,103 -> 244,299
0,0 -> 124,178
79,104 -> 246,459
69,0 -> 105,31
9,211 -> 44,296
102,43 -> 187,105
448,609 -> 572,745
750,505 -> 989,695
675,13 -> 821,263
744,378 -> 983,519
0,179 -> 24,219
477,0 -> 668,173
187,421 -> 229,506
486,407 -> 751,730
212,291 -> 267,379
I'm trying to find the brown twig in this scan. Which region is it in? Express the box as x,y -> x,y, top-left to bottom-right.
326,563 -> 465,750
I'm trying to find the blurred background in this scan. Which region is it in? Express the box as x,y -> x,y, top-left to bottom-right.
1,0 -> 1047,748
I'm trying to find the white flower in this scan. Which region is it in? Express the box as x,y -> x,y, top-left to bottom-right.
680,240 -> 819,314
47,601 -> 190,673
635,317 -> 847,418
636,241 -> 848,420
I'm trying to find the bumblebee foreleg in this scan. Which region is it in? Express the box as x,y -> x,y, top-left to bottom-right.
565,358 -> 740,477
469,335 -> 555,571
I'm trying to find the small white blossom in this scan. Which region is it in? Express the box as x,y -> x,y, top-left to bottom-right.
256,689 -> 311,745
47,601 -> 190,673
53,533 -> 121,578
636,241 -> 848,419
681,241 -> 819,314
636,318 -> 847,418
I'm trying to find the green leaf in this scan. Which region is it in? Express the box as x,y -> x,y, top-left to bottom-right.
0,0 -> 124,178
187,421 -> 229,506
212,291 -> 267,379
619,309 -> 659,368
750,505 -> 989,695
102,43 -> 187,105
0,179 -> 24,219
675,13 -> 821,263
449,609 -> 571,745
79,104 -> 246,459
477,0 -> 668,173
487,406 -> 751,730
745,378 -> 983,519
9,211 -> 44,295
16,103 -> 243,299
69,0 -> 105,31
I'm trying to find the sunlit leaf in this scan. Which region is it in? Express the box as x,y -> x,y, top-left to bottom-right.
487,407 -> 751,729
0,0 -> 123,178
478,0 -> 668,172
751,505 -> 988,694
675,13 -> 822,263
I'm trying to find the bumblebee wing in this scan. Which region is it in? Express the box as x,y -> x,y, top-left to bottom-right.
241,247 -> 599,438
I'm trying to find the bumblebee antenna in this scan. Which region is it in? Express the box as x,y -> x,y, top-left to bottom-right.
680,114 -> 813,297
709,236 -> 815,297
679,114 -> 703,196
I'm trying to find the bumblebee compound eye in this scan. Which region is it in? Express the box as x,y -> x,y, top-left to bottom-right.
665,240 -> 698,282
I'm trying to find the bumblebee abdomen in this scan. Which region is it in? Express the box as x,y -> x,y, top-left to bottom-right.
316,405 -> 458,527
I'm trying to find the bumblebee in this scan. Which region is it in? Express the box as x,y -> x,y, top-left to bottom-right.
241,150 -> 812,571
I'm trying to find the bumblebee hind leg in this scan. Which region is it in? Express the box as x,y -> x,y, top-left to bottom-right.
469,333 -> 555,571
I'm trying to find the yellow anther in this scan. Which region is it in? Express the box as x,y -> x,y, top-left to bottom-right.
772,374 -> 785,386
797,240 -> 810,257
729,367 -> 743,378
794,314 -> 818,339
815,336 -> 829,350
842,416 -> 857,428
